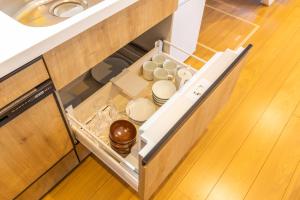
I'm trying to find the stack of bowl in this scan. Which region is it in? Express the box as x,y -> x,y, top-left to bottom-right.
109,120 -> 137,156
152,80 -> 177,106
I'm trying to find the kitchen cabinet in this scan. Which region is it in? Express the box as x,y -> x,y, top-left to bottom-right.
65,40 -> 252,199
0,94 -> 73,199
0,0 -> 251,198
43,0 -> 178,90
169,0 -> 206,62
0,59 -> 75,199
15,151 -> 78,200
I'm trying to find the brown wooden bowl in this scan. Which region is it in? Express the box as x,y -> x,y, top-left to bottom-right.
110,139 -> 136,149
111,145 -> 132,155
109,120 -> 137,145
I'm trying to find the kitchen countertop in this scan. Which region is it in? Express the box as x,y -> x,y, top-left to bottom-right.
0,0 -> 137,79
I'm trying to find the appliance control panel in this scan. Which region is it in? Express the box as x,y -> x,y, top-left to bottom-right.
186,79 -> 211,102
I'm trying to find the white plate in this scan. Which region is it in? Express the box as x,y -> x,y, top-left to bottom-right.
152,80 -> 176,100
152,95 -> 168,103
153,100 -> 164,106
152,92 -> 169,101
126,98 -> 156,123
153,101 -> 165,106
153,98 -> 167,103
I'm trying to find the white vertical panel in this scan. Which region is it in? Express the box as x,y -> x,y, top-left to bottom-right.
170,0 -> 206,62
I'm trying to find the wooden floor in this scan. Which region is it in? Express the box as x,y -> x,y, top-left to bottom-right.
45,0 -> 300,199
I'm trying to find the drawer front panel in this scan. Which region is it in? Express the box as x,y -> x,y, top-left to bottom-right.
0,95 -> 73,199
43,0 -> 178,90
0,58 -> 49,109
139,46 -> 251,200
15,151 -> 78,200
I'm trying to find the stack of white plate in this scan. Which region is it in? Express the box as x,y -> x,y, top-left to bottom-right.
126,98 -> 156,125
152,80 -> 177,106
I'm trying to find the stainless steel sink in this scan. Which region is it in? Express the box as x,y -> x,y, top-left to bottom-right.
0,0 -> 103,27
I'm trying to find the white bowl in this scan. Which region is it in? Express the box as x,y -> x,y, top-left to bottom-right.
152,80 -> 176,100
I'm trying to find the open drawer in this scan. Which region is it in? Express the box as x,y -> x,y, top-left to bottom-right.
65,40 -> 252,199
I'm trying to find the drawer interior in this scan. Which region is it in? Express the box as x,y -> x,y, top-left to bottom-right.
65,40 -> 245,190
65,43 -> 200,187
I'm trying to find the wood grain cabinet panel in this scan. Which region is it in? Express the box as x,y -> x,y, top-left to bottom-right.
0,95 -> 73,200
15,151 -> 79,200
43,0 -> 178,90
0,59 -> 49,109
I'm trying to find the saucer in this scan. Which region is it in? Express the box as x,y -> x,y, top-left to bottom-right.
126,98 -> 156,123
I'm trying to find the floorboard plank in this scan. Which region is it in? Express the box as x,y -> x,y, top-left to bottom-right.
44,157 -> 111,200
243,116 -> 300,200
282,162 -> 300,200
199,6 -> 257,51
176,26 -> 300,200
89,176 -> 136,200
168,189 -> 191,200
206,60 -> 300,200
294,104 -> 300,118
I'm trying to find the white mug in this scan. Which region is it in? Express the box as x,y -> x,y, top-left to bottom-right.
153,68 -> 174,82
175,67 -> 193,89
143,61 -> 158,81
152,54 -> 166,68
163,60 -> 178,76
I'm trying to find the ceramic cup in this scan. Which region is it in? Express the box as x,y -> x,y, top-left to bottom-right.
163,60 -> 178,76
152,54 -> 166,68
153,68 -> 174,82
142,61 -> 158,81
175,67 -> 193,89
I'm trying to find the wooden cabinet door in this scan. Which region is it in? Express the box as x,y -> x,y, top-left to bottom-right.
139,46 -> 252,200
0,95 -> 73,200
43,0 -> 178,90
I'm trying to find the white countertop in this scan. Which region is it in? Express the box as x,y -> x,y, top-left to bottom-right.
0,0 -> 137,79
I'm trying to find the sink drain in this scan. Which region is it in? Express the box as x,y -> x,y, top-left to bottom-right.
49,0 -> 88,18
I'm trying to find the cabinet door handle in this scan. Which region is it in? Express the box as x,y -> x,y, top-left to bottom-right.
0,80 -> 54,127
